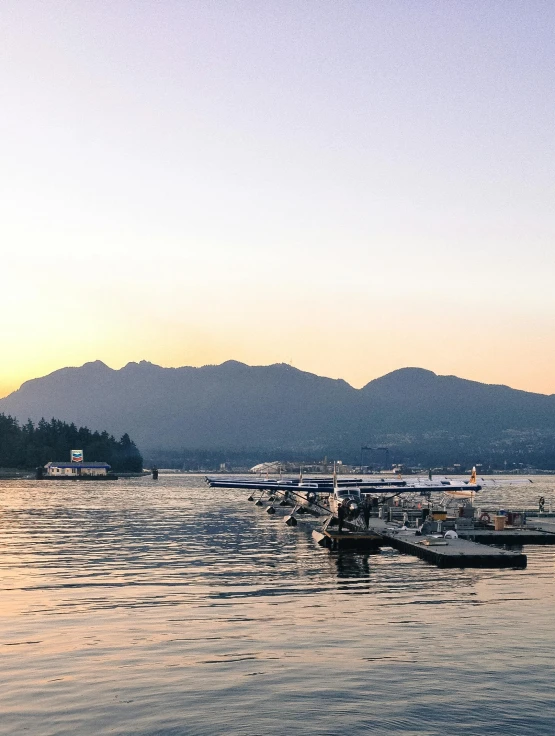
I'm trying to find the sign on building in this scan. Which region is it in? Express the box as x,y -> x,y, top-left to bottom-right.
71,450 -> 83,463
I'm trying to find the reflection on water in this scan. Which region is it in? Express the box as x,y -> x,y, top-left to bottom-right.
1,476 -> 555,735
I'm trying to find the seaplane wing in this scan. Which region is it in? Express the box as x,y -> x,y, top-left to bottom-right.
388,467 -> 531,496
400,481 -> 481,494
477,478 -> 533,485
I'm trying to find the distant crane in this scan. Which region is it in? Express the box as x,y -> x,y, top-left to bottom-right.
360,445 -> 389,473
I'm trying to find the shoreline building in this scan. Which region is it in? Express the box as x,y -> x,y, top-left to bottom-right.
45,461 -> 112,477
44,449 -> 111,477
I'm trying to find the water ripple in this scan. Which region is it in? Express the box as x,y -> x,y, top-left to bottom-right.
1,476 -> 555,735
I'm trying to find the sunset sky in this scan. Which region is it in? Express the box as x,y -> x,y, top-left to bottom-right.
2,1 -> 554,398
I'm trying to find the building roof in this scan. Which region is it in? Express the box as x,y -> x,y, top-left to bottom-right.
45,462 -> 111,469
250,461 -> 282,473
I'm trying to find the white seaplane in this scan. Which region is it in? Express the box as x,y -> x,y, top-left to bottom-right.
328,465 -> 362,519
328,465 -> 532,514
402,467 -> 483,499
396,467 -> 532,500
319,466 -> 485,519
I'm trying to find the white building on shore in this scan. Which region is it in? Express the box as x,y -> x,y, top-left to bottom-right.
45,460 -> 111,477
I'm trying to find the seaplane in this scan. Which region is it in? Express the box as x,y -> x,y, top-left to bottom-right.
264,464 -> 364,530
398,467 -> 483,498
395,467 -> 532,495
276,467 -> 378,515
205,473 -> 407,492
270,468 -> 320,507
328,464 -> 362,519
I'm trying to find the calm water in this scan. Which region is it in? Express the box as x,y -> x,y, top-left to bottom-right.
1,475 -> 555,736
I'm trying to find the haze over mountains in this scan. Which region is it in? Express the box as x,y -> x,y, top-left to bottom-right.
2,360 -> 555,467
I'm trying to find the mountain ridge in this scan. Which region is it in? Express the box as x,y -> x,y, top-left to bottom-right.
2,361 -> 555,465
10,360 -> 550,397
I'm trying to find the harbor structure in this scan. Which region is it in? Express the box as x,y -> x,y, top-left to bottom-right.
221,474 -> 555,569
41,449 -> 117,479
45,461 -> 112,477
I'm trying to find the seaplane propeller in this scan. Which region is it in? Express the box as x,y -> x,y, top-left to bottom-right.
306,490 -> 318,505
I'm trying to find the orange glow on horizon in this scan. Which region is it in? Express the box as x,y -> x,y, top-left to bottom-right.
3,336 -> 555,403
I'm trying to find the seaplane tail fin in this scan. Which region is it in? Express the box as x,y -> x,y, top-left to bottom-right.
469,466 -> 477,485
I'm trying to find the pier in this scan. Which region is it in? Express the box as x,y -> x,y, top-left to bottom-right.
313,528 -> 383,551
251,491 -> 543,569
225,474 -> 555,570
457,528 -> 555,545
366,520 -> 527,568
309,511 -> 529,567
388,533 -> 527,568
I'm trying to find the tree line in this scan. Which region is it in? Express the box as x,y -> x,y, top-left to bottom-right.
0,414 -> 143,472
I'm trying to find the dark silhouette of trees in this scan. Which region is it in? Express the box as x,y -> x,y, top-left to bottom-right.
0,415 -> 142,472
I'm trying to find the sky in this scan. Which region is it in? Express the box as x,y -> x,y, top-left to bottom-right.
2,1 -> 555,398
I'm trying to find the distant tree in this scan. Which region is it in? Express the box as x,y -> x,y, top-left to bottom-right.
0,414 -> 143,472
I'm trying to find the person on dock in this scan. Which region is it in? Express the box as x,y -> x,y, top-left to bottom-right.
337,501 -> 346,533
363,496 -> 371,529
539,496 -> 545,513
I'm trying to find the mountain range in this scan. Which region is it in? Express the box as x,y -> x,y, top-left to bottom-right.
1,360 -> 555,466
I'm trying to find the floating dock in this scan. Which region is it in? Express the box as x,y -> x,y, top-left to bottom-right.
457,528 -> 555,545
526,518 -> 555,532
382,531 -> 526,568
311,516 -> 528,566
250,493 -> 545,568
363,520 -> 527,568
313,529 -> 383,551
